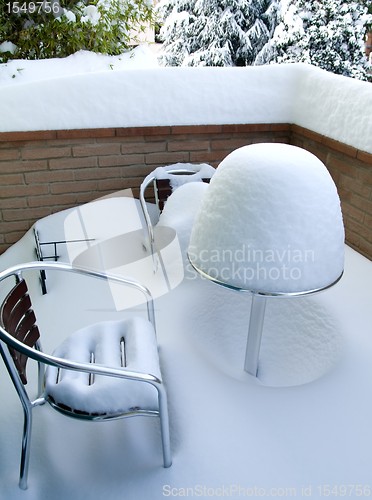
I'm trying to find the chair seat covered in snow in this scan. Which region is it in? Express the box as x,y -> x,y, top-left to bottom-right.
0,261 -> 171,490
45,318 -> 161,415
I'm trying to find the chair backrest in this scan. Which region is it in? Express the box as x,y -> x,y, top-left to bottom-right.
140,164 -> 215,216
0,279 -> 40,384
155,177 -> 212,211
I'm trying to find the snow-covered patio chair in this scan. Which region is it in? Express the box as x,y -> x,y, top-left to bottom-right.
139,163 -> 215,270
0,261 -> 171,490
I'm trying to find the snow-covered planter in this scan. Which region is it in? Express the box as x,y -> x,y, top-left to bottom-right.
189,143 -> 345,293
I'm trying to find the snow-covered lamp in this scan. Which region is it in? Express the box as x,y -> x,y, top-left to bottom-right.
188,143 -> 344,376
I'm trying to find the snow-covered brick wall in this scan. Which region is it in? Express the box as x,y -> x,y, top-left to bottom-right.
0,58 -> 371,153
292,65 -> 372,154
0,64 -> 296,131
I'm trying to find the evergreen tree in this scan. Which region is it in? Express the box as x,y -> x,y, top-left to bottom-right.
157,0 -> 277,66
256,0 -> 371,80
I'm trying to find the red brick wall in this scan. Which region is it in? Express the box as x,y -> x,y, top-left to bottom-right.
291,125 -> 372,260
0,123 -> 371,259
0,124 -> 290,253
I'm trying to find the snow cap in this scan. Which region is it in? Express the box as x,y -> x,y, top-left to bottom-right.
188,143 -> 344,294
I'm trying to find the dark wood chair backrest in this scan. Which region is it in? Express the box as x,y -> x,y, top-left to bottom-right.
155,177 -> 212,211
0,279 -> 40,384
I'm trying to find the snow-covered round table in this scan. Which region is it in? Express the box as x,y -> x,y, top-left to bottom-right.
188,144 -> 345,376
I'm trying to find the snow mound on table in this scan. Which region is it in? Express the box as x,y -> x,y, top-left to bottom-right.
189,143 -> 345,293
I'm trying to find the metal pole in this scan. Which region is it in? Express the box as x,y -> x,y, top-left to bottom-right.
244,294 -> 267,376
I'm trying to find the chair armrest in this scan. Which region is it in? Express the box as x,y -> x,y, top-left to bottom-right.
0,261 -> 155,330
0,324 -> 162,389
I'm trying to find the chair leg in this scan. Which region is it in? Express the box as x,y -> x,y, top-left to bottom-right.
19,405 -> 32,490
158,391 -> 172,468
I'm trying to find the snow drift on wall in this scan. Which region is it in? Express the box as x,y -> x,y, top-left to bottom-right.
0,48 -> 371,153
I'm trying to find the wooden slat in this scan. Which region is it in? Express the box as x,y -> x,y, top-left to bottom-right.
0,279 -> 40,385
1,280 -> 28,330
8,295 -> 32,336
16,310 -> 37,344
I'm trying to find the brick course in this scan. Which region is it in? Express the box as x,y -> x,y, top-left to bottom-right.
0,124 -> 371,260
291,125 -> 372,260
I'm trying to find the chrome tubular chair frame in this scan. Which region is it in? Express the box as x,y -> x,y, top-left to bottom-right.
33,228 -> 95,294
0,261 -> 171,490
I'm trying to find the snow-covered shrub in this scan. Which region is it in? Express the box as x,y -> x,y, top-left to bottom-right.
0,0 -> 154,62
256,0 -> 372,81
156,0 -> 278,66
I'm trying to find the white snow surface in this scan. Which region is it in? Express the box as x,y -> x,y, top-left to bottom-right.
0,198 -> 372,498
0,47 -> 371,153
189,144 -> 345,293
